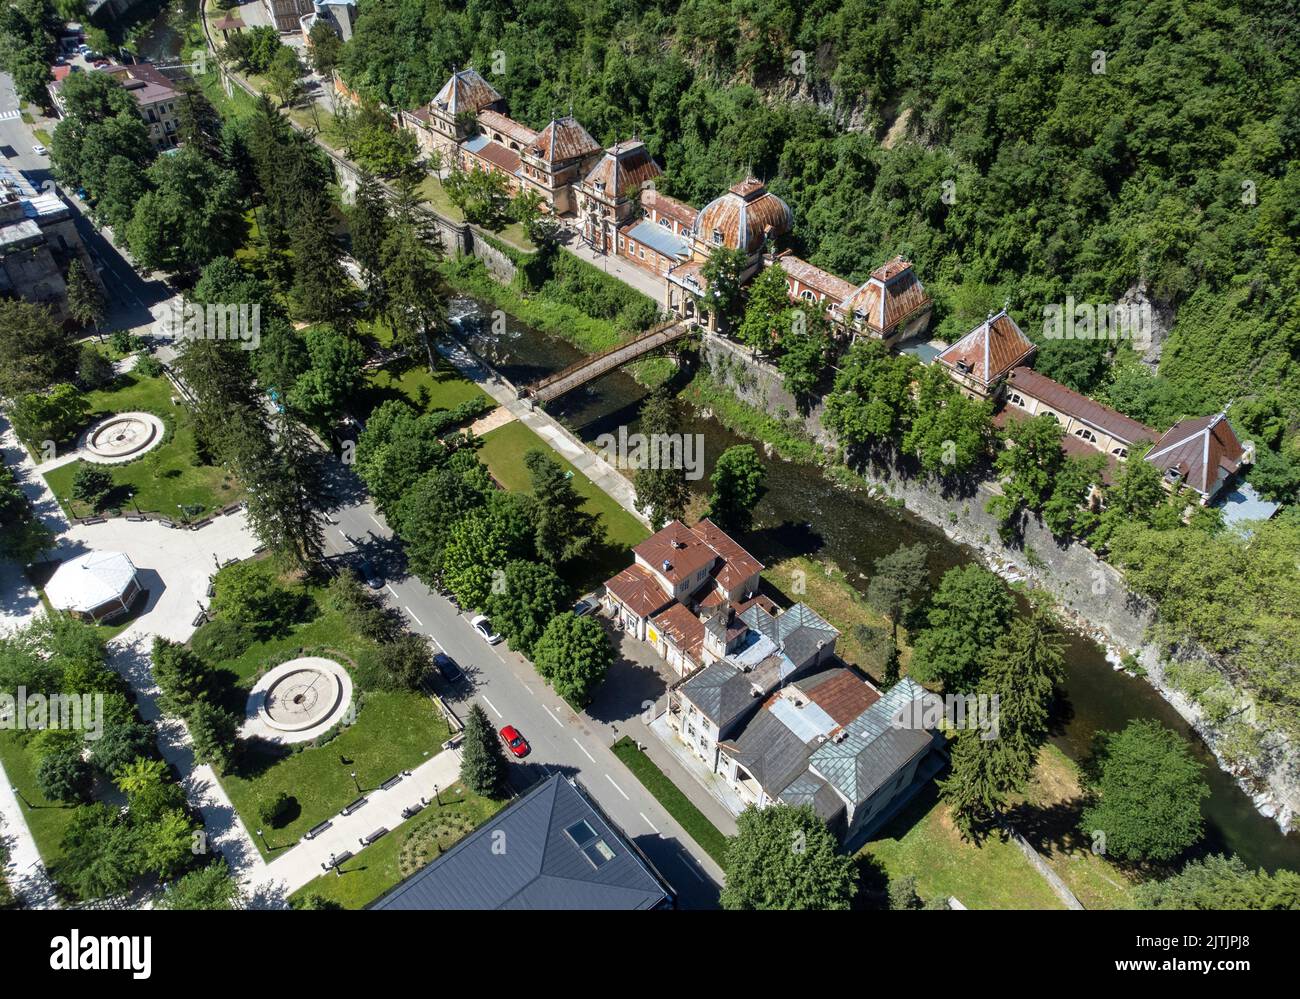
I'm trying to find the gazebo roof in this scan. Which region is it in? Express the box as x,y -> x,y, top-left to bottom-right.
45,551 -> 138,613
211,13 -> 245,29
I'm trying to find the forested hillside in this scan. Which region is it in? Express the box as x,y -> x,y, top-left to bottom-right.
341,0 -> 1300,437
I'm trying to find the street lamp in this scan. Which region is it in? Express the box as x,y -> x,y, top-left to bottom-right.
256,828 -> 268,851
351,771 -> 361,794
433,783 -> 441,806
11,784 -> 30,808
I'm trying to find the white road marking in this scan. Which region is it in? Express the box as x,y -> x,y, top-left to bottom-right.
368,514 -> 384,530
404,606 -> 423,627
605,774 -> 629,800
481,696 -> 502,718
0,110 -> 19,121
639,812 -> 660,835
572,738 -> 595,763
680,859 -> 706,882
385,584 -> 400,599
544,705 -> 563,727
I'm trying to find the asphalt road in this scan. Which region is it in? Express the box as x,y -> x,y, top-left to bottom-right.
316,462 -> 724,908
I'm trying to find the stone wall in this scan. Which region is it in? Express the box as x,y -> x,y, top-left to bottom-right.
700,331 -> 1300,829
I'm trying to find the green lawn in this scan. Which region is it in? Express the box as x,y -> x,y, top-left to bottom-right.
0,731 -> 80,869
288,782 -> 505,908
192,562 -> 452,859
478,420 -> 649,590
41,369 -> 240,519
360,358 -> 492,419
858,782 -> 1067,910
416,176 -> 535,253
612,736 -> 729,866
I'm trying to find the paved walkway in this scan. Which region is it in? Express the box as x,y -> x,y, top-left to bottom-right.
262,746 -> 463,893
436,334 -> 651,529
0,780 -> 60,908
560,229 -> 669,308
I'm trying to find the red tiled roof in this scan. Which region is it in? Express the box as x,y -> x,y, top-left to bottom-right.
468,139 -> 521,174
800,670 -> 880,726
1145,413 -> 1245,496
937,310 -> 1036,386
634,520 -> 717,589
694,518 -> 764,594
1005,367 -> 1154,446
651,603 -> 705,662
604,563 -> 673,620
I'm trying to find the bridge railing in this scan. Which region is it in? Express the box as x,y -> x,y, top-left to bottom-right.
522,318 -> 694,398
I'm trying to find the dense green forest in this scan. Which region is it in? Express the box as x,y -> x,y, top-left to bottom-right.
340,0 -> 1300,437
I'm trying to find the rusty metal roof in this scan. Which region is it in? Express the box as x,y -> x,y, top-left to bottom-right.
1005,366 -> 1155,445
835,257 -> 931,333
582,140 -> 661,200
604,563 -> 674,620
937,310 -> 1036,386
529,115 -> 601,166
643,189 -> 697,229
477,109 -> 538,147
774,254 -> 855,304
432,68 -> 502,116
693,179 -> 793,254
1145,413 -> 1245,496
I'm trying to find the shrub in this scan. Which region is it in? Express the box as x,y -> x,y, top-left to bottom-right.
190,619 -> 256,663
258,791 -> 295,828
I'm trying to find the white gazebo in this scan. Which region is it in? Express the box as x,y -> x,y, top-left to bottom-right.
45,550 -> 141,622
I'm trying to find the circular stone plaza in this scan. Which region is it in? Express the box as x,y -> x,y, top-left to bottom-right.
79,411 -> 165,465
242,657 -> 354,745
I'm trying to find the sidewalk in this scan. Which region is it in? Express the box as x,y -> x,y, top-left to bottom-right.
0,776 -> 60,908
436,334 -> 651,529
262,746 -> 463,894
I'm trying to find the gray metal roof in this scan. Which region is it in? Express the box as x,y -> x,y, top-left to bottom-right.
725,706 -> 813,795
740,601 -> 838,669
625,219 -> 690,260
369,776 -> 672,910
808,678 -> 935,805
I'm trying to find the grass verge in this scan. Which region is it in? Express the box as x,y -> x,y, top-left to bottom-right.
611,736 -> 729,866
287,782 -> 505,908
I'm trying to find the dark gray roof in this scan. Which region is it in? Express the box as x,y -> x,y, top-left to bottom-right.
679,660 -> 752,727
740,602 -> 838,669
369,776 -> 672,910
724,706 -> 812,795
778,772 -> 847,825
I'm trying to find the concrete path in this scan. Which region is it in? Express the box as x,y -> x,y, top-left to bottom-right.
262,746 -> 463,894
560,229 -> 669,309
0,777 -> 60,908
436,334 -> 651,529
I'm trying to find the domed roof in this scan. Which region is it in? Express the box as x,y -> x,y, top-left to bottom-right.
692,178 -> 792,255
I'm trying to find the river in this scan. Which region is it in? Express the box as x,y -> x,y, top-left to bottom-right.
136,1 -> 1300,874
449,294 -> 1300,873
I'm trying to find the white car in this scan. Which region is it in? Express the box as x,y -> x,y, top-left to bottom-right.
471,615 -> 502,645
32,144 -> 47,157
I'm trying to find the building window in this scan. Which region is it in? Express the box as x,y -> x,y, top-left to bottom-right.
712,229 -> 722,245
659,218 -> 670,227
1008,392 -> 1026,407
1075,427 -> 1097,443
800,289 -> 814,301
618,237 -> 624,249
1113,446 -> 1128,458
638,248 -> 645,259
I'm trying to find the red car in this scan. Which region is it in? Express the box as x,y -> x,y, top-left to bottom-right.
499,724 -> 529,758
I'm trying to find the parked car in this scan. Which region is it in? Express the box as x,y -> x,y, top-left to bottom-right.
573,598 -> 597,618
31,144 -> 47,157
471,615 -> 502,645
499,724 -> 529,758
434,652 -> 464,685
356,560 -> 382,590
